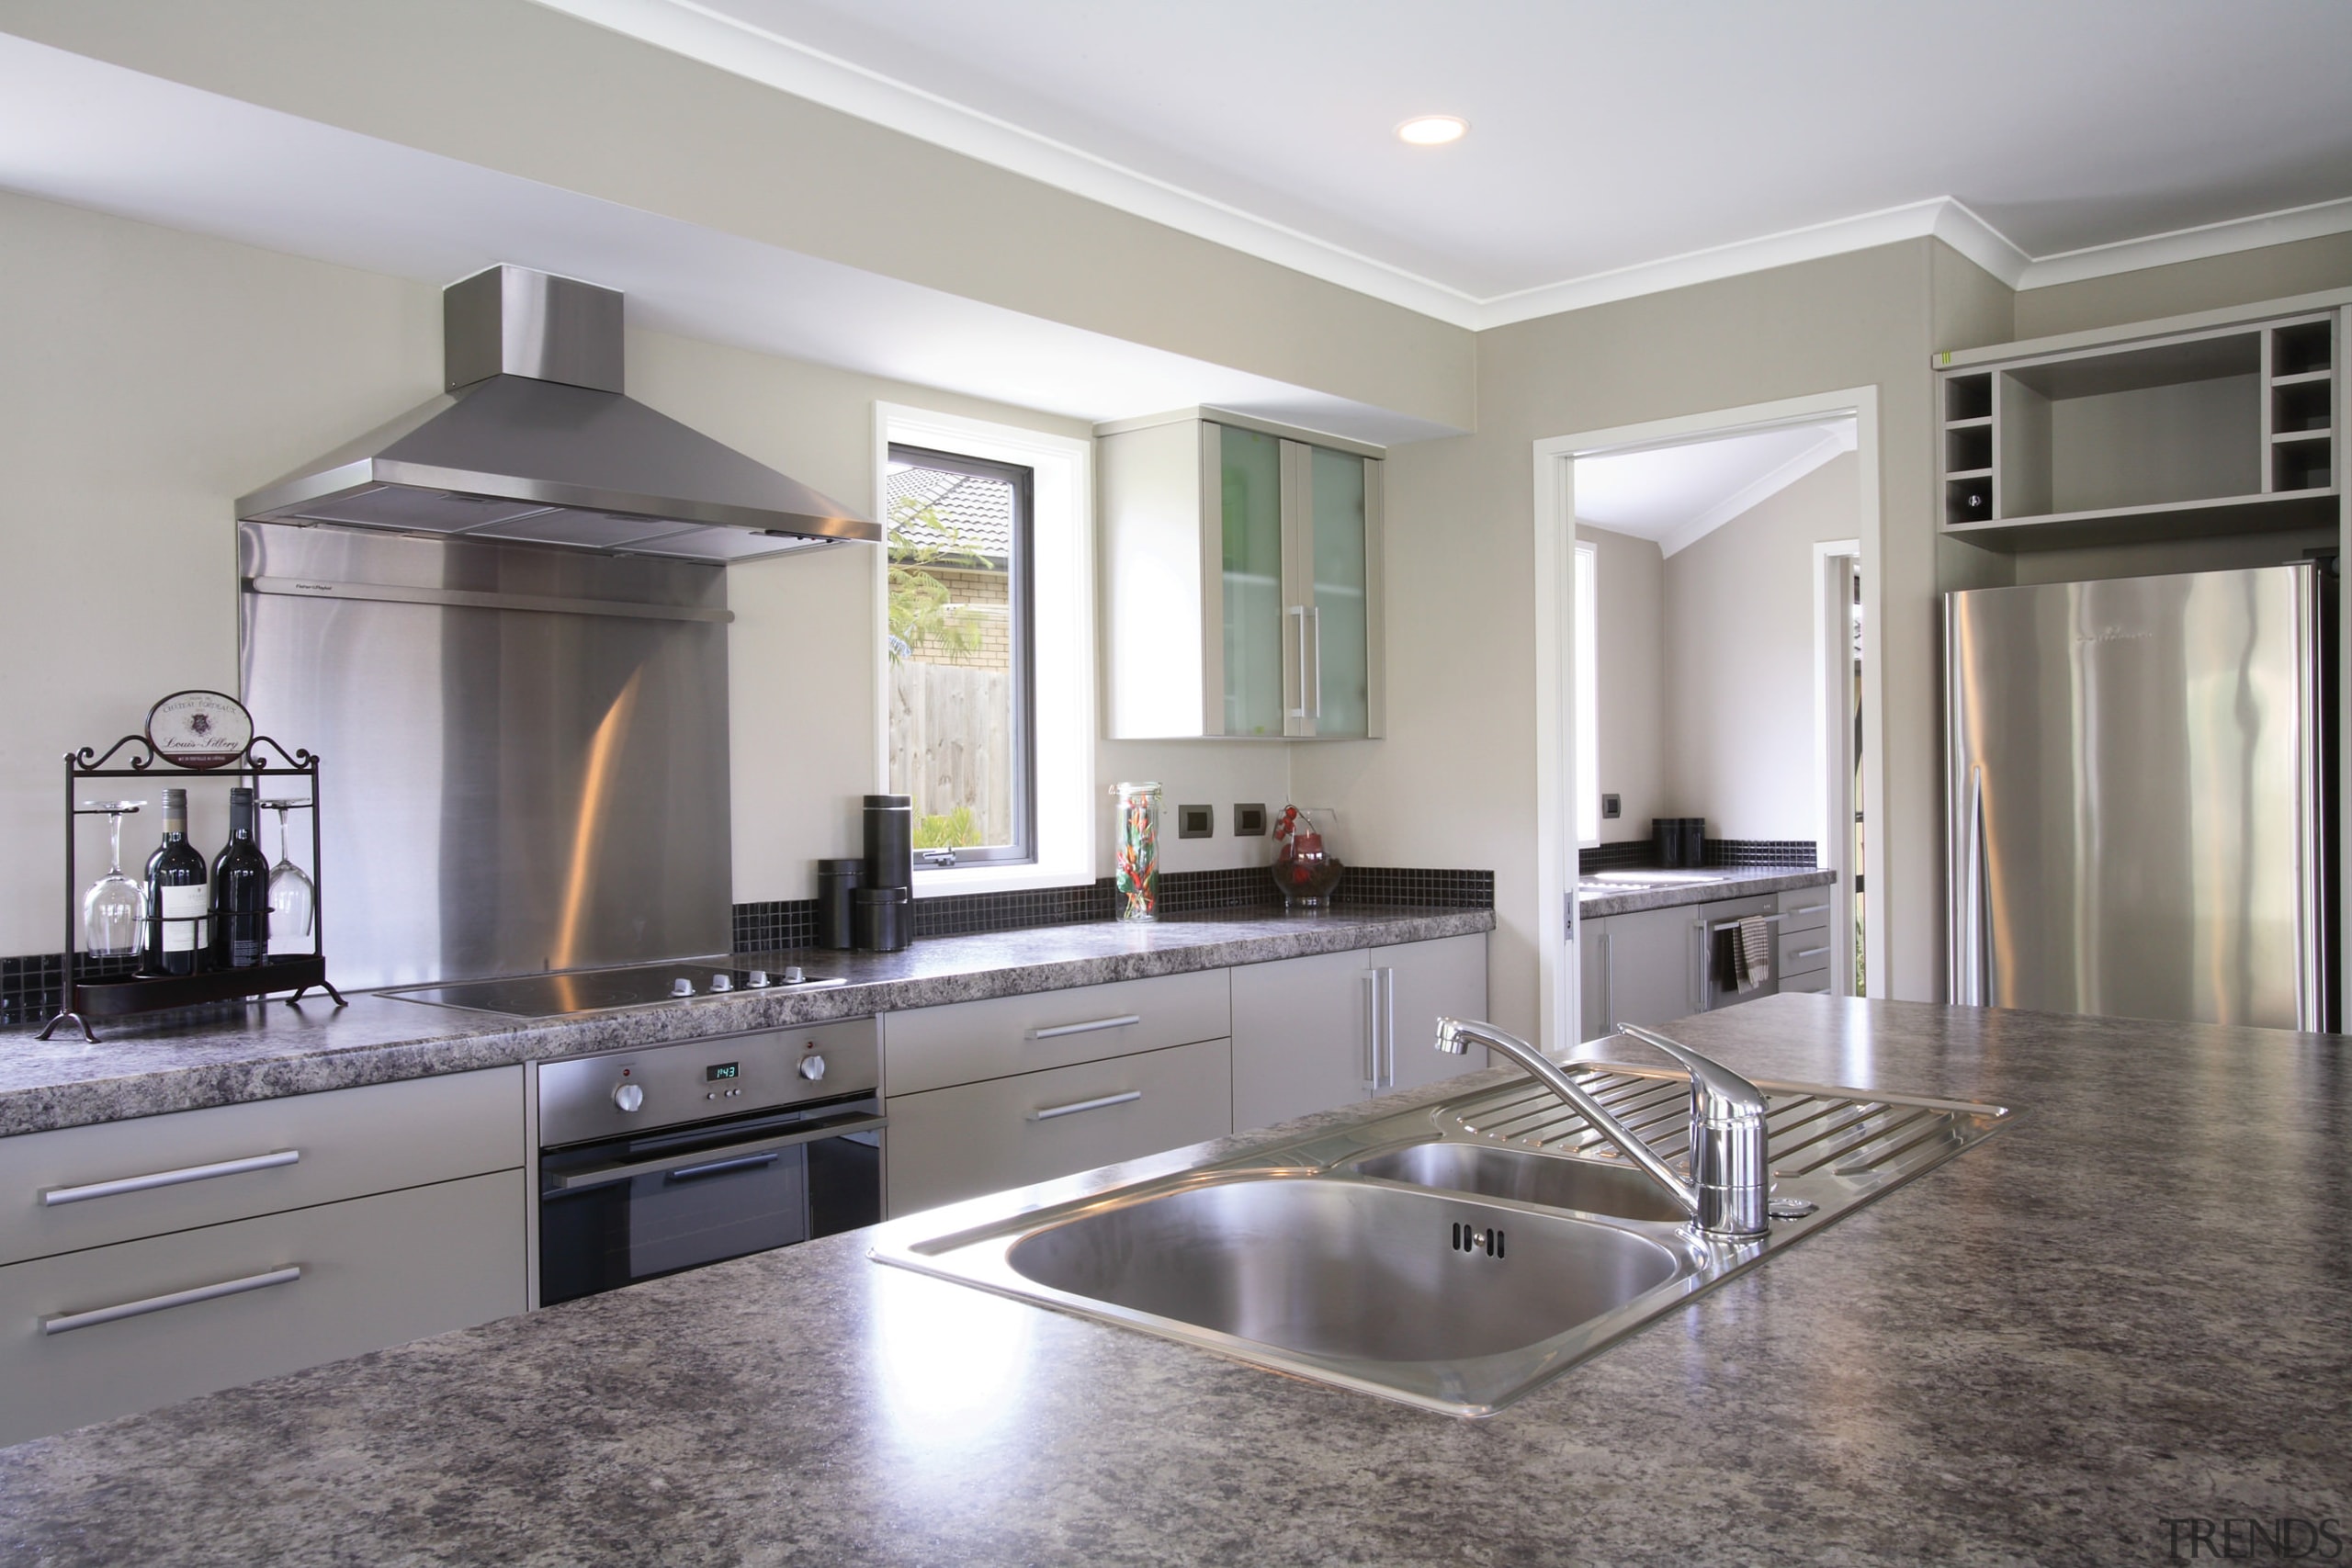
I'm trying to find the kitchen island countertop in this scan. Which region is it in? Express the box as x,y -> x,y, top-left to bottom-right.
1,993 -> 2343,1566
0,905 -> 1491,1138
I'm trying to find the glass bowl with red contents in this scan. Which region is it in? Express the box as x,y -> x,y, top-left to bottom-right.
1271,806 -> 1344,909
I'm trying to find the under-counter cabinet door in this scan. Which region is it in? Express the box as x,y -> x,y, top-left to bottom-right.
1599,904 -> 1701,1032
1230,946 -> 1375,1131
884,1038 -> 1232,1218
1578,916 -> 1614,1043
0,1169 -> 526,1447
1379,934 -> 1490,1091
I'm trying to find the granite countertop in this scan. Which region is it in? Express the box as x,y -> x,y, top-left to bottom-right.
3,994 -> 2343,1566
0,906 -> 1492,1138
1578,864 -> 1838,918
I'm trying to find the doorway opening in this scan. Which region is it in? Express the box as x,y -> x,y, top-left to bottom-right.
1532,389 -> 1886,1053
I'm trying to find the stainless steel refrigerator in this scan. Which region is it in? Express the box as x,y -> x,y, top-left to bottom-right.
1946,562 -> 2334,1030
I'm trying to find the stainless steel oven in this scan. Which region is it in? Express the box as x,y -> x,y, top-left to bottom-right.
536,1019 -> 882,1306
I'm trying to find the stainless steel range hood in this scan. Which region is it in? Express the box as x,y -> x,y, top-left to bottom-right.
236,266 -> 878,561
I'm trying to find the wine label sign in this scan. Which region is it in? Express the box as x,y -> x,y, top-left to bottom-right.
145,690 -> 253,769
157,885 -> 208,952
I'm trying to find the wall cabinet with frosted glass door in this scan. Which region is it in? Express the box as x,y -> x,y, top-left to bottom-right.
1097,410 -> 1385,739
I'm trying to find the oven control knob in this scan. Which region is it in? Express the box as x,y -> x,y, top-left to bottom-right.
612,1083 -> 644,1112
671,977 -> 695,998
798,1055 -> 826,1082
710,973 -> 732,992
746,970 -> 770,987
782,965 -> 806,985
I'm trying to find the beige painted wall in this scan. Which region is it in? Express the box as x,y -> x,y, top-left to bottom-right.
1573,524 -> 1666,842
3,0 -> 1476,433
2014,231 -> 2352,340
0,190 -> 1289,957
1295,240 -> 1956,1033
1661,451 -> 1860,840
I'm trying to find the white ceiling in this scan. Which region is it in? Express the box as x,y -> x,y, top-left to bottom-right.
0,31 -> 1453,445
548,0 -> 2352,324
1577,421 -> 1858,558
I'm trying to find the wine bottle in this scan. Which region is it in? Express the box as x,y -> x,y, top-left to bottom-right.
211,786 -> 271,969
142,787 -> 209,977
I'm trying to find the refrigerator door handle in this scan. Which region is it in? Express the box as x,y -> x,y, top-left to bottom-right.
1962,763 -> 1988,1007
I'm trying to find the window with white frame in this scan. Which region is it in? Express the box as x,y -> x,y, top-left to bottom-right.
1576,542 -> 1600,847
886,445 -> 1035,863
875,405 -> 1092,894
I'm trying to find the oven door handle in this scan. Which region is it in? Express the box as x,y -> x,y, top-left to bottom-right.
544,1112 -> 888,1194
664,1151 -> 783,1183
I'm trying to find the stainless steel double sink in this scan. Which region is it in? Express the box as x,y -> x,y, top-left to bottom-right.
870,1060 -> 2013,1416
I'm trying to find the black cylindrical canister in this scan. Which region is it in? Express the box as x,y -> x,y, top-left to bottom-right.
1681,818 -> 1707,868
854,886 -> 912,953
816,858 -> 863,950
1652,818 -> 1681,868
863,794 -> 912,893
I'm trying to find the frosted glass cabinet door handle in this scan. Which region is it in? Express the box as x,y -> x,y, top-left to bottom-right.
1287,606 -> 1310,719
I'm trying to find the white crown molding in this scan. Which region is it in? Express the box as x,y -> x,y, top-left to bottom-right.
1657,422 -> 1857,558
526,0 -> 2352,332
2014,195 -> 2352,291
528,0 -> 1486,327
1476,198 -> 2034,327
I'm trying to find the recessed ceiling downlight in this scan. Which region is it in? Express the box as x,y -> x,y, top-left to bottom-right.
1396,115 -> 1468,146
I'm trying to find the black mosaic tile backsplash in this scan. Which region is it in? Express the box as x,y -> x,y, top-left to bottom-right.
1,953 -> 141,1029
1702,839 -> 1818,869
1579,839 -> 1816,874
731,863 -> 1491,953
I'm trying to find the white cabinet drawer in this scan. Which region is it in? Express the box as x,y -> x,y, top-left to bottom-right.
1778,929 -> 1837,978
0,1169 -> 526,1446
0,1068 -> 525,1269
883,969 -> 1230,1096
885,1037 -> 1233,1218
1777,888 -> 1835,936
1781,971 -> 1834,996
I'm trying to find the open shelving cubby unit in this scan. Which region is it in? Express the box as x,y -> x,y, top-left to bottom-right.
1937,308 -> 2339,557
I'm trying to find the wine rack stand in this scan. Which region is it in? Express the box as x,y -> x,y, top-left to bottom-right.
39,734 -> 345,1043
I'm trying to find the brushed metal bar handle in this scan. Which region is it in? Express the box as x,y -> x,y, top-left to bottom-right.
1030,1014 -> 1142,1040
545,1113 -> 888,1193
1790,946 -> 1830,960
1309,605 -> 1323,720
1693,919 -> 1710,1012
42,1266 -> 302,1336
1963,764 -> 1987,1006
1786,902 -> 1831,916
1600,930 -> 1614,1039
1362,969 -> 1380,1088
1708,914 -> 1787,932
664,1151 -> 783,1182
1028,1090 -> 1141,1122
1382,966 -> 1396,1089
1298,606 -> 1317,724
42,1149 -> 300,1207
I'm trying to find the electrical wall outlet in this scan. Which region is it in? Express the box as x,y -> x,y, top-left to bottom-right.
1178,804 -> 1213,839
1602,794 -> 1622,819
1233,803 -> 1268,836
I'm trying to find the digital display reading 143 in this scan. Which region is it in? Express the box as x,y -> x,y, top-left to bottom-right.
706,1063 -> 739,1082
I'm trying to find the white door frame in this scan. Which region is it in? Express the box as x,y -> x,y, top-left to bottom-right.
1532,387 -> 1888,1054
1814,539 -> 1861,996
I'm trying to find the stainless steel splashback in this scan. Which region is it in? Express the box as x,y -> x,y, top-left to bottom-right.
239,521 -> 732,988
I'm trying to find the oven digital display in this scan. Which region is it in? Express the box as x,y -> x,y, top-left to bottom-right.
706,1063 -> 740,1082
